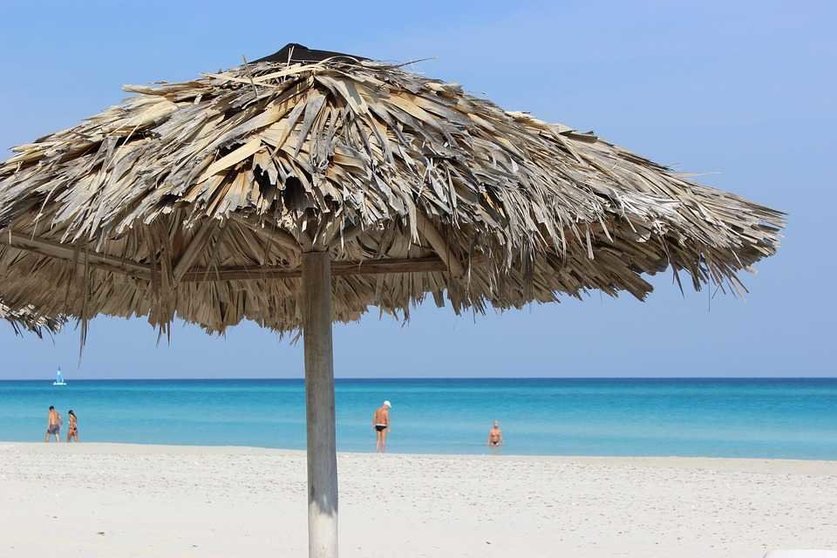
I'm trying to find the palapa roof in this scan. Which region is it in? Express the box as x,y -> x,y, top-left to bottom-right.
0,44 -> 784,334
1,301 -> 64,337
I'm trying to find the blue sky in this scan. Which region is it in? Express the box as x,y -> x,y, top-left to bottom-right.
0,0 -> 834,379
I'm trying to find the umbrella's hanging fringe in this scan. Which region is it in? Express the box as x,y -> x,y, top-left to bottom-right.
0,300 -> 64,337
77,248 -> 91,364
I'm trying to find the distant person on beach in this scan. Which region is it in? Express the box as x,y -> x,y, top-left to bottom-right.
372,400 -> 392,452
487,420 -> 503,448
66,410 -> 79,442
44,406 -> 61,443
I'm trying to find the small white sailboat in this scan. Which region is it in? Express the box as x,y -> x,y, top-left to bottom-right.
52,367 -> 67,386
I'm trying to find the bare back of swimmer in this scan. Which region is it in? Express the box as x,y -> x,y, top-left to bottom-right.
372,400 -> 392,452
44,406 -> 61,443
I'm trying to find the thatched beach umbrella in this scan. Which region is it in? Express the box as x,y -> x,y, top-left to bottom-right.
0,301 -> 63,337
0,43 -> 782,557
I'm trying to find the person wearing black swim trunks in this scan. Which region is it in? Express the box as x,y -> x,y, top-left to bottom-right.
372,400 -> 392,452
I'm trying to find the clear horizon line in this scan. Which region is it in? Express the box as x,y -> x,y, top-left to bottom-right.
1,375 -> 835,381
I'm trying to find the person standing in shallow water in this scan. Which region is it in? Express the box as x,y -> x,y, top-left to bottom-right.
487,420 -> 503,449
66,410 -> 79,442
44,406 -> 61,442
372,400 -> 392,452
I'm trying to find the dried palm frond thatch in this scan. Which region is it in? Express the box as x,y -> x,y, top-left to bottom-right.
1,301 -> 63,337
0,45 -> 783,334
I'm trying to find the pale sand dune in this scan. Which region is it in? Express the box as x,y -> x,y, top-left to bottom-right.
0,443 -> 835,558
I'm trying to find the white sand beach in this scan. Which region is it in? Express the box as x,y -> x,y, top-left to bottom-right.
0,443 -> 834,557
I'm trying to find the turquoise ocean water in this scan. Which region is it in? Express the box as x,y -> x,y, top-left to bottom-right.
0,378 -> 835,459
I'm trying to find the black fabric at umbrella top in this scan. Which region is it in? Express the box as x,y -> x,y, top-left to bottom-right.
253,43 -> 367,64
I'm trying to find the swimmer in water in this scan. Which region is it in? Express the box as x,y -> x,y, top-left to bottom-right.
487,420 -> 503,448
44,406 -> 61,443
66,410 -> 79,442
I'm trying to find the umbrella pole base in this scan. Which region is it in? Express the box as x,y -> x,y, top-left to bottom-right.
302,252 -> 338,558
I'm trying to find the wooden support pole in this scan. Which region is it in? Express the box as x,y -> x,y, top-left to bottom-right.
1,229 -> 482,285
0,230 -> 151,278
302,252 -> 338,558
0,232 -> 458,283
181,256 -> 450,282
